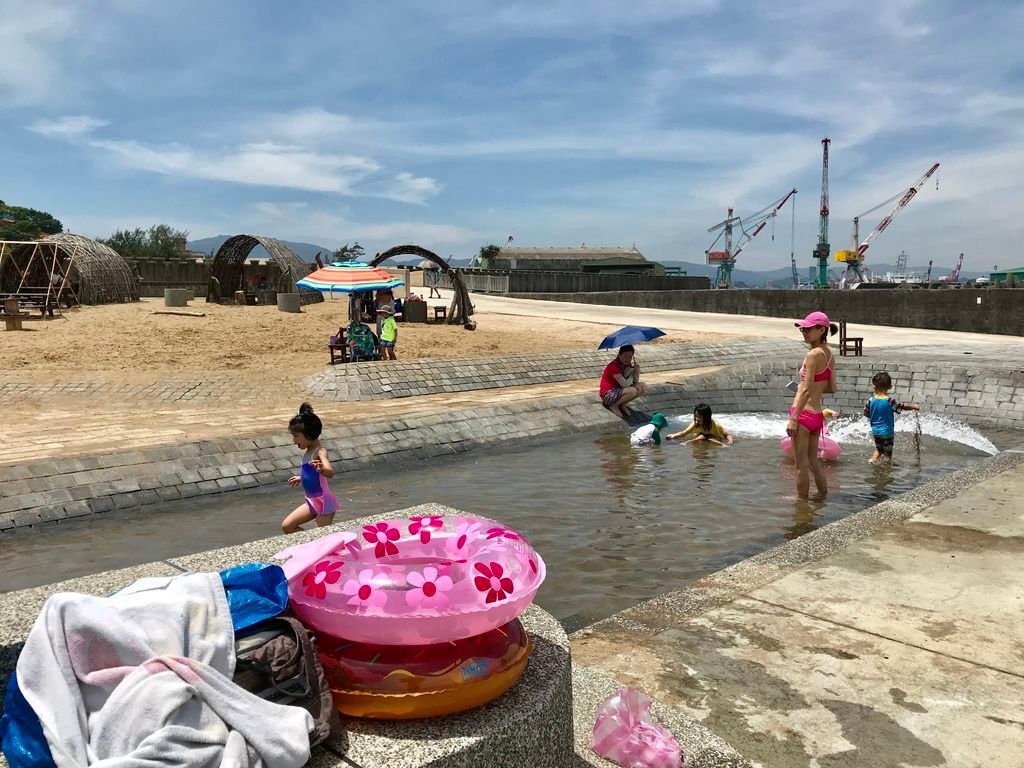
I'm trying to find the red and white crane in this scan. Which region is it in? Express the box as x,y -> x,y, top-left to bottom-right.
706,188 -> 797,288
838,162 -> 939,287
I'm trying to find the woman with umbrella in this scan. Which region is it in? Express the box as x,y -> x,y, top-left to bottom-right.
598,327 -> 664,418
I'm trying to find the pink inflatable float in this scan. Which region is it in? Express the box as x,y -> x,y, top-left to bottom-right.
274,515 -> 546,645
780,429 -> 841,461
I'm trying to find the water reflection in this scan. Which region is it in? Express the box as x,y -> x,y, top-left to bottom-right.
1,429 -> 996,626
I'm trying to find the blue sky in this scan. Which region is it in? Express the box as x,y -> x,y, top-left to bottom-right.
3,0 -> 1022,271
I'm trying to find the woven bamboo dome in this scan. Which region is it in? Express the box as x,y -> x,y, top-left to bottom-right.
209,234 -> 322,304
0,233 -> 140,305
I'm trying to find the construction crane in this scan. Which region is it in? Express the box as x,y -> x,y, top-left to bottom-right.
813,137 -> 830,287
790,191 -> 799,288
938,252 -> 964,284
836,162 -> 940,288
706,188 -> 797,288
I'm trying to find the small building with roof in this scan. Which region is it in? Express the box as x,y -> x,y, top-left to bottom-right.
489,247 -> 663,275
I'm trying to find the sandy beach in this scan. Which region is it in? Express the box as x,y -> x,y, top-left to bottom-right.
0,297 -> 732,376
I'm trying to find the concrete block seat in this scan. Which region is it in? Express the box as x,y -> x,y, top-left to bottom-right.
0,505 -> 575,768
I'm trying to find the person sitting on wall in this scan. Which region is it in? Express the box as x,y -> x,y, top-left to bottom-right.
599,344 -> 648,418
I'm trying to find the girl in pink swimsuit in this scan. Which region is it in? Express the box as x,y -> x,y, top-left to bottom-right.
282,403 -> 339,534
787,311 -> 838,499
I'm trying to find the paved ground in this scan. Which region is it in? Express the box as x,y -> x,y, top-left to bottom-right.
573,461 -> 1024,768
451,290 -> 1024,349
0,366 -> 721,466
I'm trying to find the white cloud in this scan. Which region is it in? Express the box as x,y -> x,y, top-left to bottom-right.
0,1 -> 78,104
27,115 -> 109,139
89,138 -> 382,194
242,203 -> 482,252
377,172 -> 441,205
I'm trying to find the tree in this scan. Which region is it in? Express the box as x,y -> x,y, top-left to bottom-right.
333,241 -> 366,261
478,243 -> 502,268
99,225 -> 190,261
0,203 -> 63,241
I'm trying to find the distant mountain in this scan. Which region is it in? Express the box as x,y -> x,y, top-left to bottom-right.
187,235 -> 335,262
659,260 -> 987,287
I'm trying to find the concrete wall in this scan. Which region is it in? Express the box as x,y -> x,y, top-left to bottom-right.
459,269 -> 710,293
510,288 -> 1024,336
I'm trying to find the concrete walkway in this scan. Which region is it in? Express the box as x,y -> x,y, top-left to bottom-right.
449,290 -> 1024,349
573,460 -> 1024,768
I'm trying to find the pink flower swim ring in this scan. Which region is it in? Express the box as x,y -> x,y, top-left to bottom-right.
274,515 -> 546,645
780,433 -> 841,461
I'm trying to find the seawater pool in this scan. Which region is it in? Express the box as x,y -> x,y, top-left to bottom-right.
0,413 -> 1009,628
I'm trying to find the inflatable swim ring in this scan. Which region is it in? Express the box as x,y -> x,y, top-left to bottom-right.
780,432 -> 841,461
318,618 -> 532,719
274,516 -> 546,645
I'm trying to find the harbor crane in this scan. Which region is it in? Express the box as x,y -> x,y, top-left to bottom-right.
836,162 -> 940,288
706,188 -> 797,288
813,137 -> 830,287
937,252 -> 964,284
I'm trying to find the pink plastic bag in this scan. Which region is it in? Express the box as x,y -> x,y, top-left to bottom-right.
592,687 -> 682,768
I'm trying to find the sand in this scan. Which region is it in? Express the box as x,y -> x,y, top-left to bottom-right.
0,298 -> 728,376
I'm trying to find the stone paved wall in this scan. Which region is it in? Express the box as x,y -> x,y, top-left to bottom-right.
305,339 -> 806,401
0,373 -> 298,404
2,345 -> 1022,531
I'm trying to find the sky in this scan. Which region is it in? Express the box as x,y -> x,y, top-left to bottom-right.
3,0 -> 1023,271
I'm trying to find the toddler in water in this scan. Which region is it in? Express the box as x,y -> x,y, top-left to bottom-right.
630,412 -> 669,446
864,371 -> 920,463
666,403 -> 734,445
282,403 -> 338,533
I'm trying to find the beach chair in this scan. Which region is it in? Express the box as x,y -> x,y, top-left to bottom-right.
329,327 -> 350,365
839,320 -> 863,357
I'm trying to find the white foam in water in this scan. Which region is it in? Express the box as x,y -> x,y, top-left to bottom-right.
667,411 -> 999,455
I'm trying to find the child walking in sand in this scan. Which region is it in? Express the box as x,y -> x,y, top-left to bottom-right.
864,371 -> 920,463
282,403 -> 338,534
666,404 -> 734,446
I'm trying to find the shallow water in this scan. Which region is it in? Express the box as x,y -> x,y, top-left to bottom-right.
1,414 -> 1011,627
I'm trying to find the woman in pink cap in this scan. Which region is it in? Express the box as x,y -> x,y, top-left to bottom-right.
787,310 -> 838,498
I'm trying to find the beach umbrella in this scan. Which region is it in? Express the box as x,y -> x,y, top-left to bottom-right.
296,261 -> 404,295
597,325 -> 666,350
417,259 -> 439,270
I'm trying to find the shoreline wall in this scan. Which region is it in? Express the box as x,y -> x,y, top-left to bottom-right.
506,288 -> 1024,336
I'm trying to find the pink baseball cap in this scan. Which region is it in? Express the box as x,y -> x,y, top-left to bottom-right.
794,311 -> 831,328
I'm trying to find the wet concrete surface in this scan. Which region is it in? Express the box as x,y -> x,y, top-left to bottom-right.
573,458 -> 1024,767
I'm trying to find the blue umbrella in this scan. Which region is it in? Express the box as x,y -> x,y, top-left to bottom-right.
598,325 -> 666,350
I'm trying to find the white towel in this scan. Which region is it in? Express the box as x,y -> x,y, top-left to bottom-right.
16,573 -> 314,768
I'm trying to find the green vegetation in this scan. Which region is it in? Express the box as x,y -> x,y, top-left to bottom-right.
333,242 -> 366,261
100,224 -> 190,261
0,201 -> 63,241
478,243 -> 502,268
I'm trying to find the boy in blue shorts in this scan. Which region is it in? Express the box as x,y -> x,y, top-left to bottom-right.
864,371 -> 920,463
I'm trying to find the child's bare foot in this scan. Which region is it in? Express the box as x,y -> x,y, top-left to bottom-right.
609,405 -> 624,418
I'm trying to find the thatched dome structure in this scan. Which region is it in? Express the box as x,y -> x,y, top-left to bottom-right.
209,234 -> 321,304
0,233 -> 139,305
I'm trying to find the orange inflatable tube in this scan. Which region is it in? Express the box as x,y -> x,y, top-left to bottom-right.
318,618 -> 532,719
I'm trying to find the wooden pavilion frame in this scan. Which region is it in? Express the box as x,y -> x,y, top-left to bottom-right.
0,239 -> 81,317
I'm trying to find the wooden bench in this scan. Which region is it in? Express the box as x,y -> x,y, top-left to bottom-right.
433,305 -> 447,321
1,298 -> 47,330
839,320 -> 863,357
